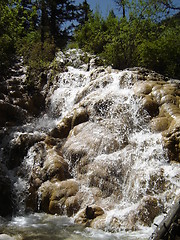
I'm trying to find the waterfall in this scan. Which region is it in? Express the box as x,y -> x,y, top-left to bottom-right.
0,49 -> 179,239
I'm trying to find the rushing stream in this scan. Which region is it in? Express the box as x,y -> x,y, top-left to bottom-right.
0,49 -> 179,239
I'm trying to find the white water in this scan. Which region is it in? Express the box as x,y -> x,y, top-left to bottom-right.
0,50 -> 179,239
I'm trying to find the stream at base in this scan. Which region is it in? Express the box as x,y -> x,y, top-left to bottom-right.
0,213 -> 152,240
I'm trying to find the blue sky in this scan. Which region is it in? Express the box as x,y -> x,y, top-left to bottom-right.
75,0 -> 180,18
75,0 -> 118,17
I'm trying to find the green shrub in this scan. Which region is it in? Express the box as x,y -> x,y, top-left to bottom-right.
138,25 -> 180,78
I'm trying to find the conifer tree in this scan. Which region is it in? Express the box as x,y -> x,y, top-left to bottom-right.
41,0 -> 78,45
78,0 -> 92,25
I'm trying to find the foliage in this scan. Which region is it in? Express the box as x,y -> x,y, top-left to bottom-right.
0,0 -> 179,81
0,0 -> 84,80
77,0 -> 93,25
0,1 -> 17,77
138,24 -> 180,78
17,31 -> 55,69
74,2 -> 180,79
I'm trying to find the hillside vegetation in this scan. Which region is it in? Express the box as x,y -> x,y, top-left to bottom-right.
0,0 -> 180,80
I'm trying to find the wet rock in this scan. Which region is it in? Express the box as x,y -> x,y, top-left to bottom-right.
71,107 -> 89,128
136,196 -> 161,226
160,94 -> 177,105
49,107 -> 89,139
141,96 -> 159,117
88,160 -> 123,198
65,195 -> 81,217
160,103 -> 180,120
38,181 -> 52,213
26,143 -> 71,211
5,133 -> 45,169
63,121 -> 119,157
26,92 -> 45,116
39,179 -> 79,215
45,136 -> 64,147
150,117 -> 170,132
75,205 -> 104,227
43,148 -> 71,181
162,116 -> 180,162
0,100 -> 27,127
0,164 -> 13,217
132,72 -> 179,163
26,183 -> 39,212
49,115 -> 73,139
37,179 -> 80,215
133,82 -> 153,95
93,99 -> 113,117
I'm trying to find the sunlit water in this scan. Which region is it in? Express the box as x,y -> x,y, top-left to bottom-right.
0,213 -> 151,239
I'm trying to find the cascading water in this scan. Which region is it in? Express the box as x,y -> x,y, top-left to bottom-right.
0,49 -> 179,240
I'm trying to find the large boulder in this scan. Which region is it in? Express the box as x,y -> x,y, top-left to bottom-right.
39,179 -> 79,215
49,107 -> 89,139
141,96 -> 159,117
26,143 -> 71,211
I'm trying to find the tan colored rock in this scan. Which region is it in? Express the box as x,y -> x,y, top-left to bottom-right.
71,107 -> 89,128
63,122 -> 120,163
90,214 -> 107,230
159,103 -> 180,120
88,161 -> 122,198
151,89 -> 162,104
65,195 -> 81,217
168,116 -> 180,132
45,136 -> 64,147
0,234 -> 17,240
160,94 -> 177,105
49,115 -> 73,139
49,180 -> 79,215
38,179 -> 79,214
49,107 -> 89,139
150,117 -> 170,132
43,149 -> 71,181
75,205 -> 104,227
162,84 -> 176,95
133,82 -> 152,95
136,196 -> 161,226
141,96 -> 159,117
162,116 -> 180,162
39,181 -> 53,213
152,84 -> 163,91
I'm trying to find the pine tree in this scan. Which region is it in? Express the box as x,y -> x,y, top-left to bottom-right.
78,0 -> 92,25
45,0 -> 78,45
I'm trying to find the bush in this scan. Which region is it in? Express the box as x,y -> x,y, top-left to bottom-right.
138,25 -> 180,78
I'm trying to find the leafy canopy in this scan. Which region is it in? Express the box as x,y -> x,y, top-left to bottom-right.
74,0 -> 180,79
